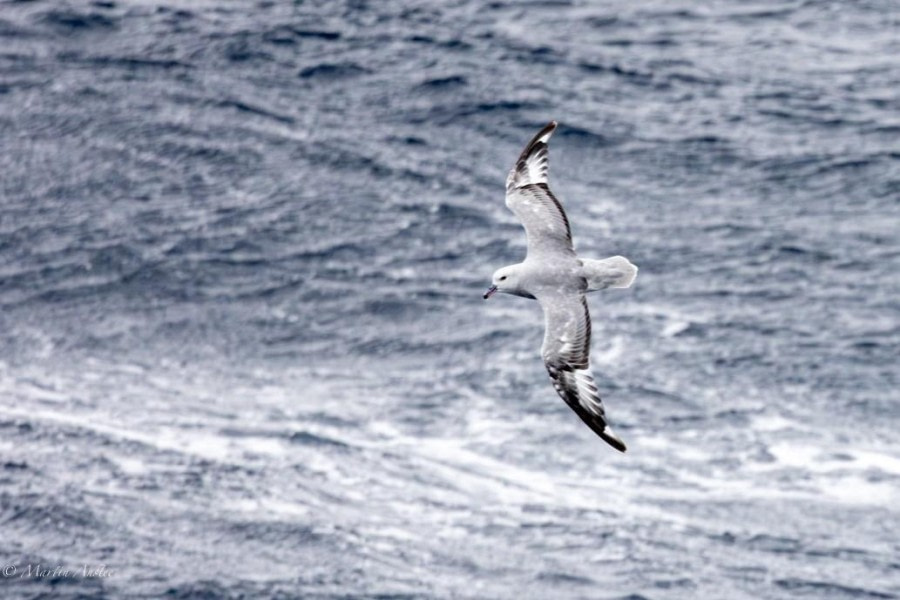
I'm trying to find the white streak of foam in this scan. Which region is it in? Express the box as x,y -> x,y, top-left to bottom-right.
852,449 -> 900,475
661,320 -> 691,337
751,414 -> 800,432
112,456 -> 148,476
0,406 -> 287,465
225,497 -> 310,519
822,476 -> 896,505
766,443 -> 900,476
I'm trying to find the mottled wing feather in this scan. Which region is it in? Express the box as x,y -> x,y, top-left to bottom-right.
505,121 -> 575,258
506,184 -> 574,258
539,293 -> 627,452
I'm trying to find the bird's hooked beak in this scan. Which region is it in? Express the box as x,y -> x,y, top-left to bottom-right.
483,285 -> 498,300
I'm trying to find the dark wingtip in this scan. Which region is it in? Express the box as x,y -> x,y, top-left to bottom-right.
533,120 -> 558,144
518,121 -> 558,158
599,423 -> 627,453
601,430 -> 627,453
554,384 -> 628,453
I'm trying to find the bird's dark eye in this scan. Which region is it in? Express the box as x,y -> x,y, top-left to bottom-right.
500,276 -> 507,281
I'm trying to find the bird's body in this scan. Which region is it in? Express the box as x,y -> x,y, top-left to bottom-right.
484,121 -> 637,453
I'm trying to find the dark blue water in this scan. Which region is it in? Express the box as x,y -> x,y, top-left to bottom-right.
1,0 -> 898,598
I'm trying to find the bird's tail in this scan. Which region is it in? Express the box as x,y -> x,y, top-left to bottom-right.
582,256 -> 638,292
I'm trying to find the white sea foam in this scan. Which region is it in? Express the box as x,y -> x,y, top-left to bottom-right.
819,475 -> 896,505
751,414 -> 801,432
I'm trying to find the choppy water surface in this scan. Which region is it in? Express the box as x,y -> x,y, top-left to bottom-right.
1,0 -> 898,598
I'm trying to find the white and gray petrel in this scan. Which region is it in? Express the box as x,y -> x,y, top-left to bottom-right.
483,121 -> 637,453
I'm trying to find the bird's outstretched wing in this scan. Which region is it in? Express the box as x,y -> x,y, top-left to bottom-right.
538,292 -> 627,452
505,121 -> 575,259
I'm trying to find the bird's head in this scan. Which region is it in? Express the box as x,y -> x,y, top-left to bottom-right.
484,265 -> 525,299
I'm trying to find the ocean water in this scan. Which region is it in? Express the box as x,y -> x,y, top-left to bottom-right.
1,0 -> 898,598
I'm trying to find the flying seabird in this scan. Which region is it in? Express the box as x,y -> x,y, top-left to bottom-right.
484,121 -> 637,452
